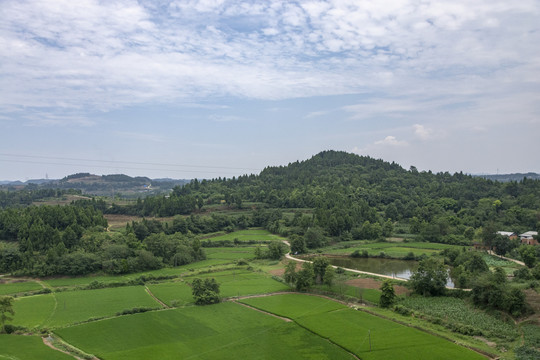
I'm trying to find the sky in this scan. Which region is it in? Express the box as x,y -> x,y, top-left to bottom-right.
1,0 -> 539,181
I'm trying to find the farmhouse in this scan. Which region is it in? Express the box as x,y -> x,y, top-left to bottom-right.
496,231 -> 518,240
520,231 -> 539,245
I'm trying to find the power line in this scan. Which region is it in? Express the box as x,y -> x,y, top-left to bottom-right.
0,158 -> 252,176
0,153 -> 262,171
0,153 -> 262,176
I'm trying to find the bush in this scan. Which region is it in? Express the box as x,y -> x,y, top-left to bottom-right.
351,250 -> 368,258
116,307 -> 155,316
514,267 -> 533,281
393,304 -> 412,316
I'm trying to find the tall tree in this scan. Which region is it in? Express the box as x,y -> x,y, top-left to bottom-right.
0,296 -> 14,333
410,258 -> 448,296
379,280 -> 396,308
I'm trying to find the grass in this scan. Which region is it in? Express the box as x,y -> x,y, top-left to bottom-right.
12,286 -> 160,328
321,241 -> 462,258
55,302 -> 355,360
241,294 -> 486,360
11,294 -> 56,329
145,281 -> 194,307
204,228 -> 286,243
0,334 -> 74,360
47,286 -> 160,327
41,258 -> 233,288
204,246 -> 258,261
0,280 -> 43,295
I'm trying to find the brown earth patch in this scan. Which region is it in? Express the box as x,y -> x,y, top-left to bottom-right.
345,277 -> 410,295
269,261 -> 304,277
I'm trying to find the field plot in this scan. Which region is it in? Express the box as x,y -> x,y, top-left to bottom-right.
11,294 -> 56,329
205,246 -> 258,261
55,302 -> 355,360
43,274 -> 132,288
322,241 -> 460,258
12,286 -> 161,329
241,294 -> 486,360
146,281 -> 194,307
206,229 -> 286,243
185,269 -> 290,298
0,280 -> 42,295
148,269 -> 290,306
0,335 -> 73,360
400,296 -> 517,341
41,259 -> 233,288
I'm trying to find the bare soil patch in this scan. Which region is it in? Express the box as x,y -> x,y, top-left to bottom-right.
345,277 -> 410,295
269,261 -> 303,277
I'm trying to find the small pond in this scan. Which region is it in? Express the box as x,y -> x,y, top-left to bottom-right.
326,256 -> 455,288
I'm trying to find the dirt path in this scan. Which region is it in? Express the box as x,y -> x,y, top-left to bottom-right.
285,250 -> 407,281
42,336 -> 98,360
487,250 -> 525,266
145,286 -> 169,309
284,242 -> 466,290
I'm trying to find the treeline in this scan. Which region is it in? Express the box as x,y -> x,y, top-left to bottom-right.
0,188 -> 81,208
0,206 -> 206,276
110,151 -> 540,245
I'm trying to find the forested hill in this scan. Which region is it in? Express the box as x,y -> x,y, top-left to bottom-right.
113,151 -> 539,241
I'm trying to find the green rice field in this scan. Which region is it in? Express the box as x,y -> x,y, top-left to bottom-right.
11,286 -> 160,328
0,280 -> 43,295
55,302 -> 355,360
241,294 -> 486,360
205,229 -> 286,243
0,335 -> 73,360
148,269 -> 289,306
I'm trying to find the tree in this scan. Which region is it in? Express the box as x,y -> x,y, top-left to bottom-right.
0,296 -> 14,333
266,241 -> 287,260
519,246 -> 537,268
284,261 -> 297,285
409,258 -> 448,296
312,256 -> 330,284
289,235 -> 307,254
191,278 -> 220,305
295,262 -> 314,291
323,265 -> 335,287
379,280 -> 396,308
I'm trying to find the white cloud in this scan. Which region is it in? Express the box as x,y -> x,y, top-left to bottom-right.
0,0 -> 538,135
375,136 -> 408,146
413,124 -> 431,140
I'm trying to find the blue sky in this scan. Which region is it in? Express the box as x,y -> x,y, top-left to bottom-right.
1,0 -> 539,180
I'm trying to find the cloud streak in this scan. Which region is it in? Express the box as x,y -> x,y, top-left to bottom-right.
2,0 -> 538,118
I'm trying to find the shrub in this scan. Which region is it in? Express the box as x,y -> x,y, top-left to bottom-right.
393,304 -> 412,316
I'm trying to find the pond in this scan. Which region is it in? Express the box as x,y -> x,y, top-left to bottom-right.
326,256 -> 455,288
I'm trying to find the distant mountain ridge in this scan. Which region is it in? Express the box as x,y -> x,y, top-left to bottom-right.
473,172 -> 540,182
0,173 -> 190,198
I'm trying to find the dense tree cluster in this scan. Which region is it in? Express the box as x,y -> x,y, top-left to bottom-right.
471,268 -> 527,317
0,203 -> 206,276
108,151 -> 539,246
284,256 -> 335,291
191,278 -> 220,305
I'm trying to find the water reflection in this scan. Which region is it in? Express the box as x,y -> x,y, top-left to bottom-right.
326,256 -> 455,288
